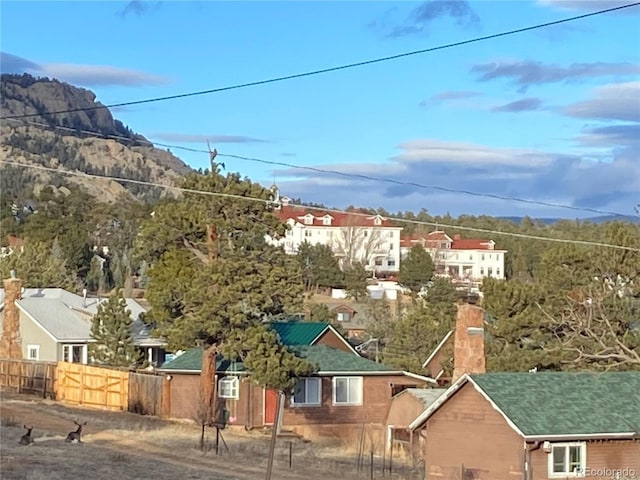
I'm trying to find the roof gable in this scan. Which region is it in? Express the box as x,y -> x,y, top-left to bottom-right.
471,372 -> 640,437
410,372 -> 640,438
421,330 -> 453,369
269,321 -> 330,346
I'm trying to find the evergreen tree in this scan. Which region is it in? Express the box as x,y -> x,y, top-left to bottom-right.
296,242 -> 344,291
0,240 -> 76,289
382,279 -> 459,374
344,262 -> 368,301
89,290 -> 141,367
137,171 -> 313,392
399,244 -> 434,293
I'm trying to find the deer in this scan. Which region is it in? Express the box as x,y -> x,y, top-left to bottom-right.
19,425 -> 34,445
65,420 -> 87,443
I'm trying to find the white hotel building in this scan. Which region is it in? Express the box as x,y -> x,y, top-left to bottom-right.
400,231 -> 507,282
268,202 -> 403,274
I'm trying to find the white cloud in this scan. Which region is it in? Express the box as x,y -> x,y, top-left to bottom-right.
272,137 -> 638,218
562,81 -> 640,122
0,52 -> 170,87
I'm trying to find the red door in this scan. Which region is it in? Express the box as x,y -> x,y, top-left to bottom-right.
264,389 -> 278,425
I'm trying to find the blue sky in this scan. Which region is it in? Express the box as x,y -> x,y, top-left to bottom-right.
1,0 -> 639,219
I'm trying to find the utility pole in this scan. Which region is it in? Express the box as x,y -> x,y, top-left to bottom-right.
265,391 -> 283,480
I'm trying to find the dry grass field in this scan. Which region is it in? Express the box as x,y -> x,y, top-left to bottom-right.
0,389 -> 422,480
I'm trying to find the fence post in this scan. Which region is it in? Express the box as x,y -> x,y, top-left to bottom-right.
370,449 -> 374,480
288,441 -> 292,469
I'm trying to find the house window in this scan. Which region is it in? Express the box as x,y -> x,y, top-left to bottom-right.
322,216 -> 332,225
63,344 -> 87,364
291,377 -> 321,406
375,258 -> 383,266
497,268 -> 501,277
218,376 -> 239,399
387,259 -> 396,267
480,267 -> 484,275
374,217 -> 382,226
488,267 -> 493,276
333,376 -> 363,405
481,254 -> 485,261
336,312 -> 349,322
303,215 -> 314,225
304,230 -> 312,237
548,442 -> 586,477
27,344 -> 40,361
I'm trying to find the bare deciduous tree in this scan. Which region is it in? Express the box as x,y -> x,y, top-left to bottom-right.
331,223 -> 387,271
537,282 -> 640,371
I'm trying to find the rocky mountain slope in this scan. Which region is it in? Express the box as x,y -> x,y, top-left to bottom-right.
0,73 -> 194,202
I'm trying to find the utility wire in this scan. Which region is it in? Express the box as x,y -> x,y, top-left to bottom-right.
2,160 -> 638,253
2,117 -> 631,218
2,1 -> 638,120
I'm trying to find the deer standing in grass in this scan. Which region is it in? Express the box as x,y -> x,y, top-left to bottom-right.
19,425 -> 34,445
65,421 -> 87,443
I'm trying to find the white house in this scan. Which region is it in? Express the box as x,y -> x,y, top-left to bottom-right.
268,200 -> 403,274
400,231 -> 506,282
0,280 -> 165,366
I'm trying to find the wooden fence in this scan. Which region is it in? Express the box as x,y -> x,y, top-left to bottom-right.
128,371 -> 169,416
55,361 -> 129,411
1,359 -> 169,416
0,358 -> 56,398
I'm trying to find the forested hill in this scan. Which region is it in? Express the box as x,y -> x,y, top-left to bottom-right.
0,73 -> 194,202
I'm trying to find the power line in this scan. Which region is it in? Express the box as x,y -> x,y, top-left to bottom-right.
2,2 -> 638,121
2,160 -> 638,253
2,117 -> 631,218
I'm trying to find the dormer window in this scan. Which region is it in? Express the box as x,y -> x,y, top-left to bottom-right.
322,215 -> 332,226
302,214 -> 314,225
373,216 -> 382,226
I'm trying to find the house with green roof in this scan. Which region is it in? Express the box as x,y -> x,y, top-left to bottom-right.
158,321 -> 435,442
409,371 -> 640,480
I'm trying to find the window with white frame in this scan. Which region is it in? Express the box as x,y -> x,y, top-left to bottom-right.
336,312 -> 349,322
291,377 -> 321,406
27,344 -> 40,361
218,376 -> 239,399
303,215 -> 314,225
333,376 -> 363,405
63,344 -> 87,364
548,442 -> 586,477
322,216 -> 332,225
304,230 -> 312,237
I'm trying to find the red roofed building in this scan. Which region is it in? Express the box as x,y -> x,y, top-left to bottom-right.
400,231 -> 506,281
267,199 -> 403,274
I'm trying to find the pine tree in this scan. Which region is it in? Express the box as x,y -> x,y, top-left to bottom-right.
137,171 -> 313,393
399,244 -> 434,293
89,289 -> 141,368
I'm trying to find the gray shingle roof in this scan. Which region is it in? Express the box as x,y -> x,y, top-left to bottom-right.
2,288 -> 161,345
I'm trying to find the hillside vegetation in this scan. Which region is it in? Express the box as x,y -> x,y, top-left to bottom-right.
0,73 -> 193,203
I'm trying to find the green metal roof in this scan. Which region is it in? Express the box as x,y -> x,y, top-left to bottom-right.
160,349 -> 245,373
470,372 -> 640,437
290,345 -> 397,373
268,321 -> 330,346
160,344 -> 398,374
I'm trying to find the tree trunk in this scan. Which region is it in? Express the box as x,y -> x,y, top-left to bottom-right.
199,343 -> 217,426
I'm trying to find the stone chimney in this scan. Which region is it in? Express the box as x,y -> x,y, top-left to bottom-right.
0,272 -> 24,359
452,303 -> 485,382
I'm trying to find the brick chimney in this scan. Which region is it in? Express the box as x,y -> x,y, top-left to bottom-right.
452,303 -> 485,382
0,272 -> 24,359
